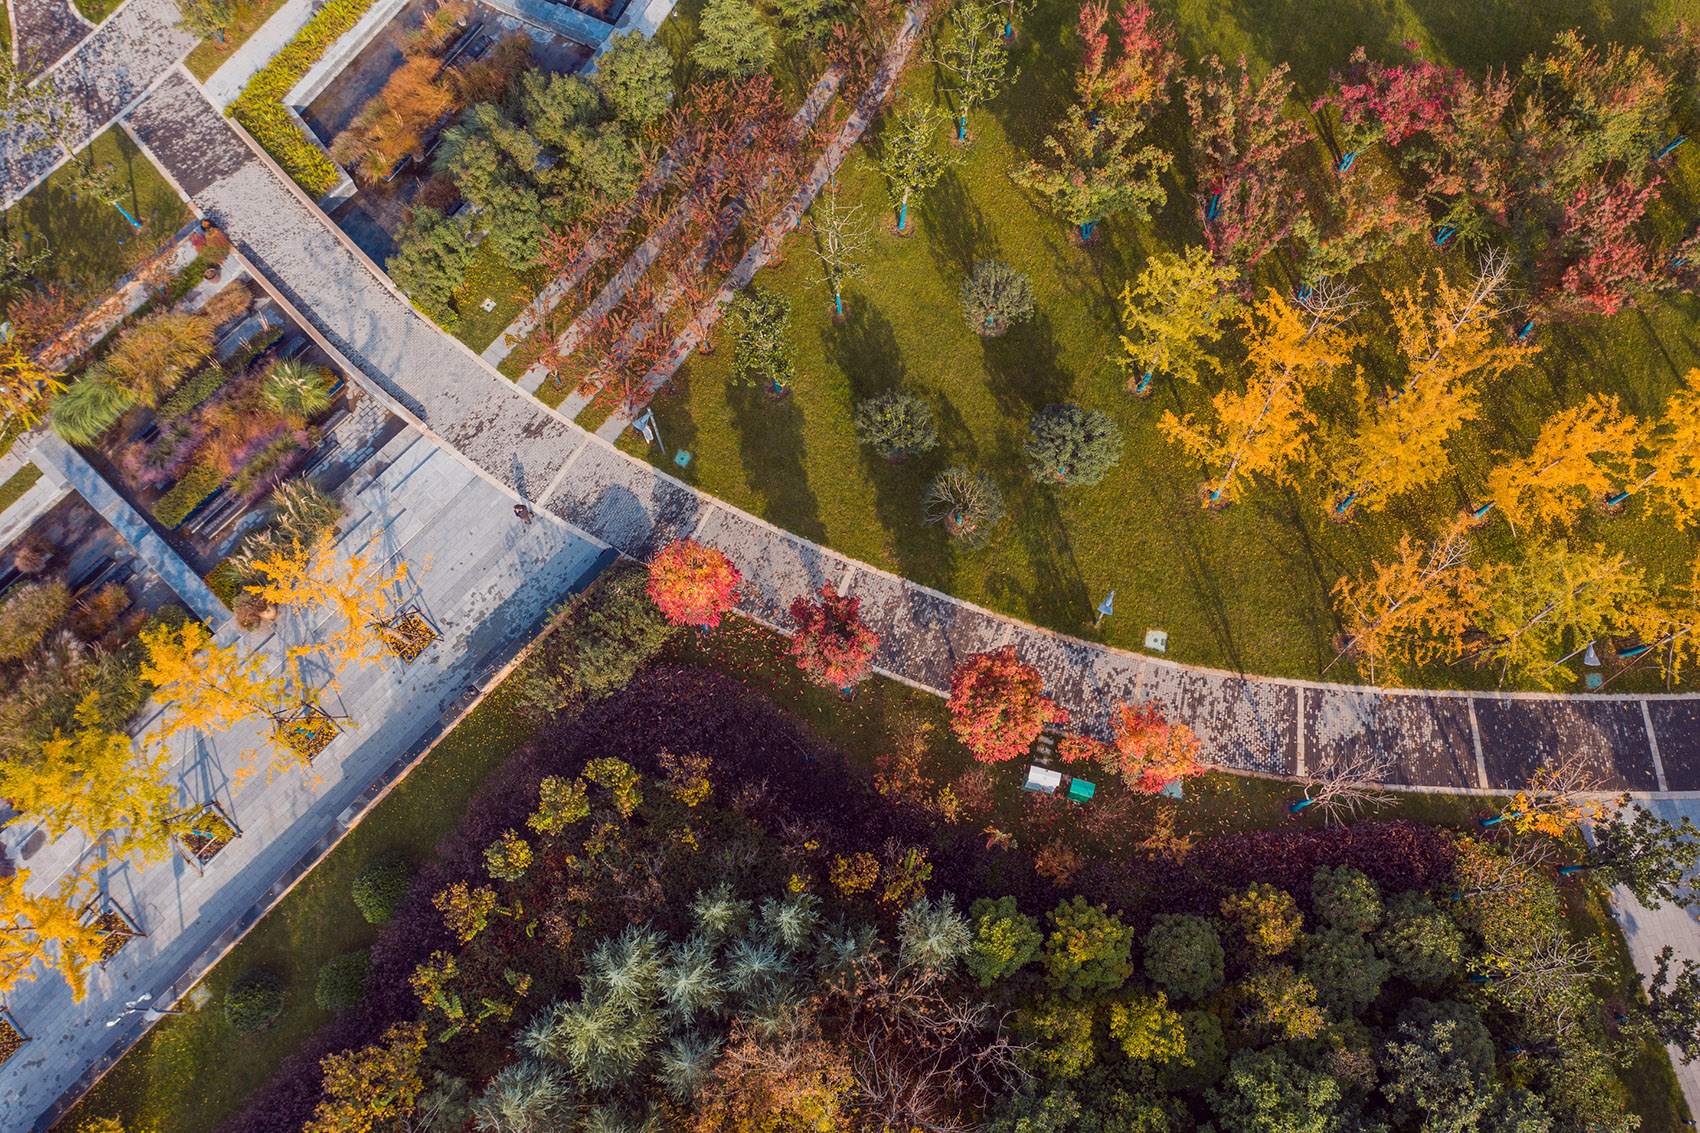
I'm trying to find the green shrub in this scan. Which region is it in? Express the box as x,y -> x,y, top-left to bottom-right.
1311,865 -> 1383,934
513,565 -> 678,718
156,365 -> 232,423
0,581 -> 71,661
853,391 -> 938,460
224,970 -> 287,1033
229,0 -> 381,197
314,949 -> 370,1012
153,461 -> 226,529
0,465 -> 42,512
205,559 -> 244,609
1142,914 -> 1224,1003
1375,892 -> 1466,986
223,327 -> 284,375
966,896 -> 1042,987
353,852 -> 412,925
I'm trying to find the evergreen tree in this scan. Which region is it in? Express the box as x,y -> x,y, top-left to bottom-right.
594,31 -> 674,126
692,0 -> 775,78
1375,892 -> 1465,986
878,103 -> 959,233
854,390 -> 938,460
769,0 -> 842,48
967,896 -> 1043,987
388,207 -> 476,330
435,104 -> 551,271
959,259 -> 1035,335
1022,402 -> 1124,486
1208,1047 -> 1342,1133
1142,914 -> 1224,1002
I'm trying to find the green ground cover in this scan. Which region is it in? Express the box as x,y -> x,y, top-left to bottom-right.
0,127 -> 190,313
0,1 -> 12,61
71,0 -> 123,23
0,464 -> 43,513
608,0 -> 1700,692
186,0 -> 287,81
449,242 -> 546,354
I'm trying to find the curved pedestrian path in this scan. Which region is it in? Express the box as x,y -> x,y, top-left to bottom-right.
124,64 -> 1700,802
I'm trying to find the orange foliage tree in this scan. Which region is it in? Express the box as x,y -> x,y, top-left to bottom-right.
1485,394 -> 1639,532
947,645 -> 1068,763
1328,515 -> 1484,682
787,584 -> 880,688
0,869 -> 106,1002
647,538 -> 741,628
1060,701 -> 1206,792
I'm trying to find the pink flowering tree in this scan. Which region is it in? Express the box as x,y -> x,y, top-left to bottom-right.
787,584 -> 880,688
647,539 -> 741,628
947,646 -> 1068,763
1316,46 -> 1468,170
1542,176 -> 1664,317
1077,0 -> 1182,119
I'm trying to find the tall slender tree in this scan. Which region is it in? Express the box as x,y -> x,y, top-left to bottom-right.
140,620 -> 295,777
878,103 -> 958,234
1118,247 -> 1240,394
934,0 -> 1017,140
1464,542 -> 1647,687
1486,394 -> 1641,533
0,869 -> 107,1002
1160,287 -> 1359,506
806,191 -> 871,318
1328,515 -> 1483,682
1619,367 -> 1700,525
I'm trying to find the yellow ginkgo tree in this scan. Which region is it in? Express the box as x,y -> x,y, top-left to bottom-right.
1328,514 -> 1483,682
0,869 -> 107,1002
139,619 -> 299,780
1619,367 -> 1700,527
1485,394 -> 1640,533
1161,286 -> 1359,506
248,530 -> 410,686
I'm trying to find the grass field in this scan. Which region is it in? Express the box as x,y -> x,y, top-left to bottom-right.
185,0 -> 288,81
602,0 -> 1700,693
0,127 -> 190,315
0,464 -> 44,512
71,0 -> 123,23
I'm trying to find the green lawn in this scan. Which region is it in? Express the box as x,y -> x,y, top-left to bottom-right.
72,0 -> 123,23
59,684 -> 541,1133
1,127 -> 190,316
0,0 -> 12,61
451,242 -> 547,355
610,0 -> 1700,692
185,0 -> 288,81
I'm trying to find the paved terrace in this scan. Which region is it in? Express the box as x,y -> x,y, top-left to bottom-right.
125,66 -> 1700,801
1,428 -> 606,1132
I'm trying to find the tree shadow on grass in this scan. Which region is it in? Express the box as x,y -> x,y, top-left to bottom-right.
917,168 -> 1000,283
821,297 -> 907,398
980,310 -> 1075,415
983,429 -> 1092,627
726,381 -> 827,545
647,363 -> 702,485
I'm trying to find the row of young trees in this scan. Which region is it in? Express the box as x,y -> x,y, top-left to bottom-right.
0,527 -> 415,1002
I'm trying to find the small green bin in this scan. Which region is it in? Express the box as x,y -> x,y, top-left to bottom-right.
1066,778 -> 1096,803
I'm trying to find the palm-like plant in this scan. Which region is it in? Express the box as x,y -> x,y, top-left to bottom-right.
725,936 -> 791,998
270,477 -> 340,544
261,359 -> 334,418
814,922 -> 881,979
691,883 -> 751,940
470,1059 -> 572,1133
49,370 -> 137,445
662,935 -> 726,1020
760,892 -> 820,953
587,924 -> 666,1010
656,1031 -> 722,1101
898,894 -> 973,976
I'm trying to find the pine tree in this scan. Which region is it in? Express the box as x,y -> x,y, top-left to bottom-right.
1022,402 -> 1124,486
1160,288 -> 1359,506
878,103 -> 959,233
1486,394 -> 1641,533
934,0 -> 1017,140
0,869 -> 107,1002
959,260 -> 1035,336
806,191 -> 871,318
594,31 -> 674,127
1118,246 -> 1241,394
692,0 -> 775,78
1327,257 -> 1526,515
1329,515 -> 1482,682
1465,542 -> 1648,687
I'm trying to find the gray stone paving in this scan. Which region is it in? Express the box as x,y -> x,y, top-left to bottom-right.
8,0 -> 92,77
0,0 -> 195,206
0,432 -> 606,1133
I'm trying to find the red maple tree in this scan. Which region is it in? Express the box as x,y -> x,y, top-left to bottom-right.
1059,701 -> 1206,793
647,539 -> 742,628
947,646 -> 1068,764
787,584 -> 880,688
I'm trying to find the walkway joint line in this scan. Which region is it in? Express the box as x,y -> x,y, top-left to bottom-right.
1467,697 -> 1490,790
1643,700 -> 1670,793
1294,687 -> 1306,777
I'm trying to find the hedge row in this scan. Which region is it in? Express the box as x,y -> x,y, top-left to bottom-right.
228,0 -> 378,199
157,365 -> 232,424
153,461 -> 226,529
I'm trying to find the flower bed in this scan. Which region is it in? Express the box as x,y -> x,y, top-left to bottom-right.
229,0 -> 381,198
378,609 -> 438,663
0,1011 -> 25,1065
276,707 -> 340,762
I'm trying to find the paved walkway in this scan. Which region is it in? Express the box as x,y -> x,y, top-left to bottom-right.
2,431 -> 607,1133
8,0 -> 93,76
0,0 -> 195,206
118,64 -> 1700,800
